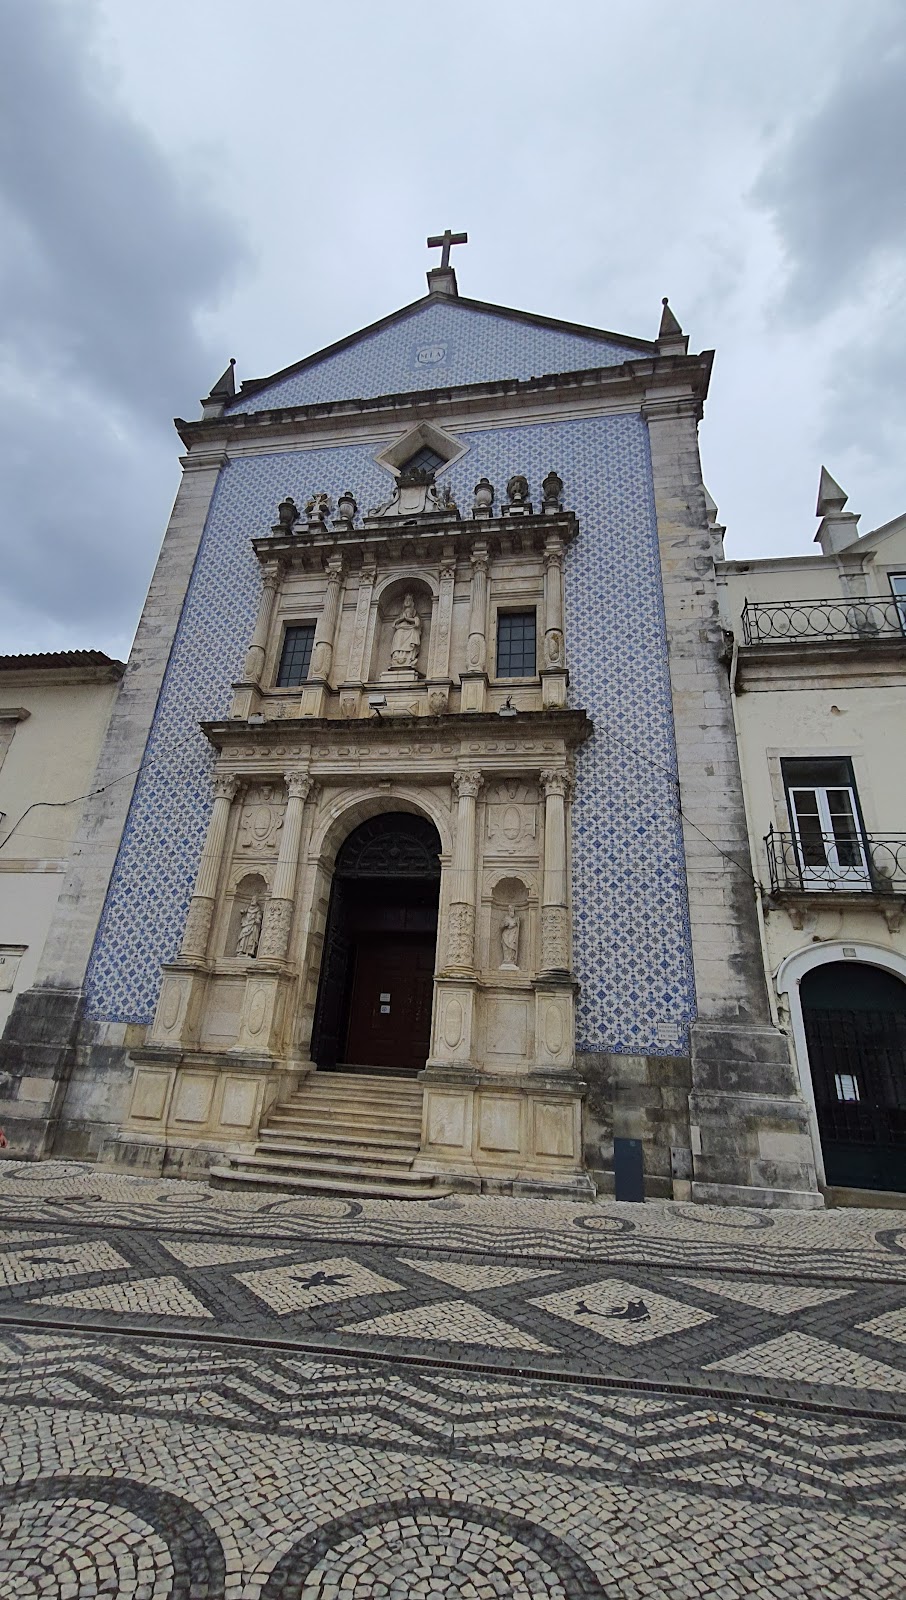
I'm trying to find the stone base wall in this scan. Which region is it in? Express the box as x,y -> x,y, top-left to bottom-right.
579,1051 -> 692,1199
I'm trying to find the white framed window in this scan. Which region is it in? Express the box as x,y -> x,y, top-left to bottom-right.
782,757 -> 869,888
889,573 -> 906,632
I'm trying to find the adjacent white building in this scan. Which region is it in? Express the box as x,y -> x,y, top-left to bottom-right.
0,652 -> 124,1040
718,471 -> 906,1198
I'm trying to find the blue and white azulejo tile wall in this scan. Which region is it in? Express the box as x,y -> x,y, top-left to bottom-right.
84,412 -> 695,1055
229,301 -> 645,412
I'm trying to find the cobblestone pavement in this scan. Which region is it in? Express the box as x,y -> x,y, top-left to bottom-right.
1,1163 -> 905,1596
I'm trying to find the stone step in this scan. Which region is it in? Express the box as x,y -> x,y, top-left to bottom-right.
260,1125 -> 418,1151
302,1081 -> 422,1094
269,1104 -> 421,1125
209,1165 -> 448,1199
210,1070 -> 437,1200
256,1137 -> 418,1167
237,1149 -> 428,1182
283,1085 -> 423,1108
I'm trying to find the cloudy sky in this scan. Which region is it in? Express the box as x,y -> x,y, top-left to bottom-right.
1,0 -> 904,659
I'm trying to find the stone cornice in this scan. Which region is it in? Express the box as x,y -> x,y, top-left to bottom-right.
251,510 -> 578,569
200,707 -> 593,760
175,351 -> 713,454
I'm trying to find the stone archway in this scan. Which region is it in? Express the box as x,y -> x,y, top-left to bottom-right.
310,812 -> 442,1075
778,943 -> 906,1192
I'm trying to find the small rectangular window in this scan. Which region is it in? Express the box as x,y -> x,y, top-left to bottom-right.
890,573 -> 906,631
276,624 -> 315,687
781,756 -> 869,887
496,610 -> 536,678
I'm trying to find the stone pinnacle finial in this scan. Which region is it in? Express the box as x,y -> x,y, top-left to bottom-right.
814,465 -> 859,554
207,357 -> 237,401
816,465 -> 848,517
658,297 -> 683,338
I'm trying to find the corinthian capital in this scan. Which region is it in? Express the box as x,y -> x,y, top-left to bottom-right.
285,772 -> 314,802
452,770 -> 484,801
540,768 -> 572,801
211,773 -> 238,802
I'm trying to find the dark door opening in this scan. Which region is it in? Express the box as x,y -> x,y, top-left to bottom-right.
801,960 -> 906,1192
311,813 -> 441,1076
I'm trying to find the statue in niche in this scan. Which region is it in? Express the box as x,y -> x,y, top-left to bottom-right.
389,593 -> 422,669
235,901 -> 262,958
500,905 -> 520,970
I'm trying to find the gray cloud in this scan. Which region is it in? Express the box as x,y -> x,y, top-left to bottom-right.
754,26 -> 906,318
0,0 -> 248,653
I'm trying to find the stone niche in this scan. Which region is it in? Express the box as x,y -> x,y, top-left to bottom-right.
486,875 -> 533,978
224,871 -> 268,957
370,577 -> 433,681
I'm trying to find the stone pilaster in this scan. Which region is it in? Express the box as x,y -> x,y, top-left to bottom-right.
461,547 -> 489,712
0,445 -> 228,1158
644,393 -> 820,1208
232,562 -> 282,716
541,537 -> 568,708
302,555 -> 344,717
428,551 -> 457,690
258,773 -> 313,961
540,769 -> 571,975
340,559 -> 377,711
179,774 -> 238,961
446,770 -> 483,972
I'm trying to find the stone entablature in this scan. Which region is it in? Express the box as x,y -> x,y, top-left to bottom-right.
229,497 -> 577,725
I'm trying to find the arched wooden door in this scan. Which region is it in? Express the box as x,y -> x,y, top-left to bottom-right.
801,961 -> 906,1191
310,813 -> 441,1075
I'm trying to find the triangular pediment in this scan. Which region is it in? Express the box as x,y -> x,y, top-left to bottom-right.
229,293 -> 653,414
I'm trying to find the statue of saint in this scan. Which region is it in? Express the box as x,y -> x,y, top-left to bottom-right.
389,593 -> 422,669
236,901 -> 262,958
500,905 -> 520,969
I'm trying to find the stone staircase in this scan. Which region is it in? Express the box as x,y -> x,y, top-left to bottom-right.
210,1071 -> 448,1198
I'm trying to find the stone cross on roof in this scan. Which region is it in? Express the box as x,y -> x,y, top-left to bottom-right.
427,229 -> 468,270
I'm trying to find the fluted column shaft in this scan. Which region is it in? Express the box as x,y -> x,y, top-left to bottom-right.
310,556 -> 344,680
258,773 -> 313,960
243,563 -> 282,684
540,768 -> 572,973
180,774 -> 237,958
446,770 -> 483,969
466,548 -> 489,674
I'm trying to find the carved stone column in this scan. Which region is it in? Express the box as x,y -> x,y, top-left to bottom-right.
541,537 -> 568,708
340,559 -> 377,714
303,555 -> 344,716
244,562 -> 282,684
446,770 -> 484,971
180,773 -> 238,960
258,773 -> 313,961
461,546 -> 489,712
426,551 -> 456,713
540,768 -> 572,975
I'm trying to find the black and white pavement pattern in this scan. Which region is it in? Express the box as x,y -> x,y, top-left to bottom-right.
1,1163 -> 905,1597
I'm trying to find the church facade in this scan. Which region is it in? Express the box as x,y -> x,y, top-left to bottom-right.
0,249 -> 823,1207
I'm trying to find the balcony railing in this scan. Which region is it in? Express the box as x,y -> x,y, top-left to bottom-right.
765,826 -> 906,895
742,597 -> 906,645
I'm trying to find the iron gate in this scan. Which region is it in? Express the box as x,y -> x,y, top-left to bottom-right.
803,1006 -> 906,1191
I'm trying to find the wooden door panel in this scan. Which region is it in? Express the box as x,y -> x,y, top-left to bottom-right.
344,934 -> 435,1071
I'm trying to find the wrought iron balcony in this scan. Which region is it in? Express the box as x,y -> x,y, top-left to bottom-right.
742,597 -> 906,646
765,825 -> 906,896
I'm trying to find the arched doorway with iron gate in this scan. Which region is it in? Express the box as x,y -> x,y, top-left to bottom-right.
310,812 -> 441,1076
799,960 -> 906,1192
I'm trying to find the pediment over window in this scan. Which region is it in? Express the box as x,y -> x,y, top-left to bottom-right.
373,421 -> 467,481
